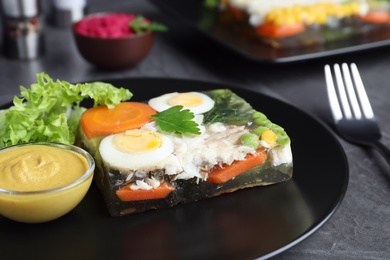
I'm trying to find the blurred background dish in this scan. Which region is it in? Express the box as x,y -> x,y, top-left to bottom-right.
151,0 -> 390,63
71,12 -> 168,70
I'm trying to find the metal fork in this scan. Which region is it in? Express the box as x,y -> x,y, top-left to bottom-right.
324,63 -> 390,166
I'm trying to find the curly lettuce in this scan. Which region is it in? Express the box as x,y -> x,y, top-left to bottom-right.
0,72 -> 132,148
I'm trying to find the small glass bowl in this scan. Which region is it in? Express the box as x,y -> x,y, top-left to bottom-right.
0,142 -> 95,223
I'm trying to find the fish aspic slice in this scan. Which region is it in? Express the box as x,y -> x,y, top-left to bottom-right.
215,0 -> 390,48
79,89 -> 293,216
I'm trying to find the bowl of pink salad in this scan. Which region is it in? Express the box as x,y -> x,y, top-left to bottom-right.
72,13 -> 167,70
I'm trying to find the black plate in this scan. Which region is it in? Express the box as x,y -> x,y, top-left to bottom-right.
0,78 -> 348,260
151,0 -> 390,63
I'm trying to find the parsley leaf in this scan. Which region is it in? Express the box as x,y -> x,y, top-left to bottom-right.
151,106 -> 201,135
129,15 -> 167,34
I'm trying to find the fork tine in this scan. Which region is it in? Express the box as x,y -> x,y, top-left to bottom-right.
333,63 -> 353,119
341,63 -> 362,119
350,63 -> 375,119
324,64 -> 343,121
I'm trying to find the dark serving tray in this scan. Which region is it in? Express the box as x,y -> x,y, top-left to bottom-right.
151,0 -> 390,63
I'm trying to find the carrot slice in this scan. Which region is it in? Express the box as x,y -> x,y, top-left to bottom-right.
208,149 -> 267,184
359,11 -> 390,24
80,102 -> 156,139
256,23 -> 305,38
116,182 -> 175,201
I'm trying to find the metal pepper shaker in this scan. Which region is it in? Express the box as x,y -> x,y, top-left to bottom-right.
48,0 -> 88,28
0,0 -> 45,60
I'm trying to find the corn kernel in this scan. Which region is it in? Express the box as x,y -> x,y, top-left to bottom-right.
264,2 -> 364,26
261,129 -> 277,147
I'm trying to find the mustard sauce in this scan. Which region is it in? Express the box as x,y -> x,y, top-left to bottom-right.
0,145 -> 88,191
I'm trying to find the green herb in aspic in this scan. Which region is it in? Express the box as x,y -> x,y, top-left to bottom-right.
204,0 -> 220,8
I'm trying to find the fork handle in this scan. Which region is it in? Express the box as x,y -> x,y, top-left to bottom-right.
372,141 -> 390,166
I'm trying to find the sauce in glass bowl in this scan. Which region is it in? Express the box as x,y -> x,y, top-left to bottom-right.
0,142 -> 95,223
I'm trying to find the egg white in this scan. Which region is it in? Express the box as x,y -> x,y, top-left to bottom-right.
99,131 -> 174,170
148,92 -> 215,114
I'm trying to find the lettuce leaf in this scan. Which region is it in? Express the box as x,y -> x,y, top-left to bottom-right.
0,72 -> 132,148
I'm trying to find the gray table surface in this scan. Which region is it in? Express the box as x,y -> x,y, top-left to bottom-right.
1,0 -> 390,259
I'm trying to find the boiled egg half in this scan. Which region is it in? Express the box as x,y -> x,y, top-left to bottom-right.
148,92 -> 215,114
99,129 -> 174,170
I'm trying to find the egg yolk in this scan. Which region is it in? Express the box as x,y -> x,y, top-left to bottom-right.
112,130 -> 162,154
168,93 -> 204,107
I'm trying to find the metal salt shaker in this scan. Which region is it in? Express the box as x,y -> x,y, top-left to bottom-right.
0,0 -> 45,60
